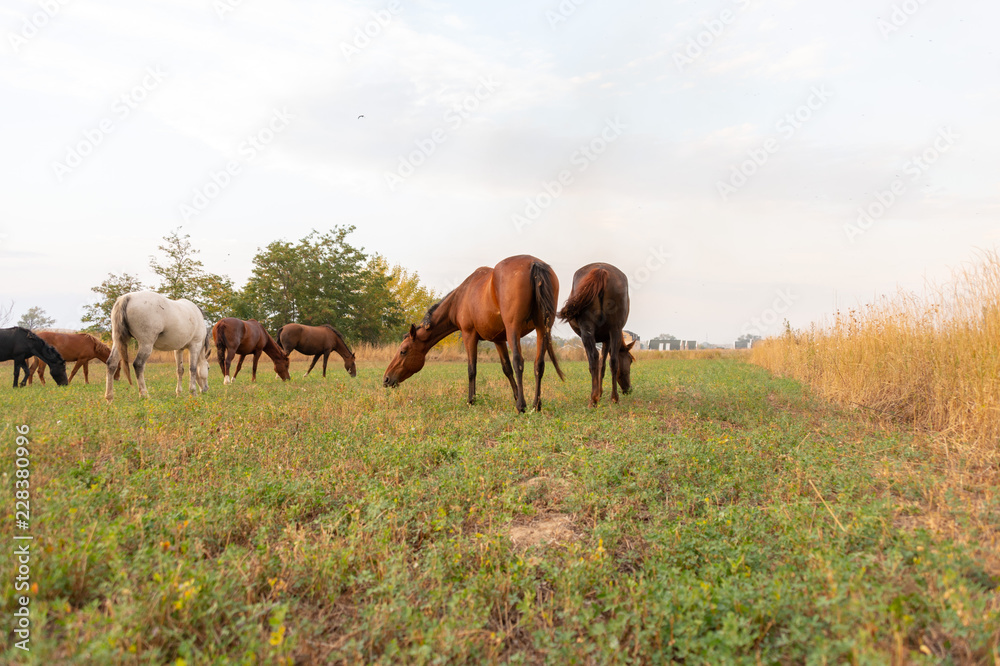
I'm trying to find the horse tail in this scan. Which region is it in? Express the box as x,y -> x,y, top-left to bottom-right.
530,262 -> 565,381
213,320 -> 228,362
203,325 -> 212,361
110,294 -> 133,383
558,267 -> 608,322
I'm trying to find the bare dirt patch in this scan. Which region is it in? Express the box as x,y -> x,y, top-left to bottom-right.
509,514 -> 579,550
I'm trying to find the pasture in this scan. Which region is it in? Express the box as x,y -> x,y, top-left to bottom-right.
2,357 -> 998,663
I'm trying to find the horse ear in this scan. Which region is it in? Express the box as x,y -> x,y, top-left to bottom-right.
625,340 -> 636,351
408,324 -> 418,339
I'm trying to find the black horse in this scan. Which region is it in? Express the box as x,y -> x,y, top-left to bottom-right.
0,327 -> 69,388
558,263 -> 635,407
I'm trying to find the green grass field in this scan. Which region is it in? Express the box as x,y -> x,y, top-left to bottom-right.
2,358 -> 998,664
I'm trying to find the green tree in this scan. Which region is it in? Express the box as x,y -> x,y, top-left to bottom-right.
243,226 -> 370,334
150,227 -> 239,322
353,256 -> 404,344
376,256 -> 438,340
81,273 -> 146,333
194,273 -> 238,323
242,226 -> 425,344
17,306 -> 56,330
150,228 -> 204,300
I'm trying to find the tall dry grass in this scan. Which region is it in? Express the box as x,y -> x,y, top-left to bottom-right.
751,250 -> 1000,447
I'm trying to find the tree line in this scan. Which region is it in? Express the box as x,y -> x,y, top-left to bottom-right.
82,226 -> 438,345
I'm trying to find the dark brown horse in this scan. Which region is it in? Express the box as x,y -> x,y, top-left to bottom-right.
383,255 -> 564,412
26,331 -> 127,386
276,323 -> 356,378
212,318 -> 290,384
558,262 -> 634,406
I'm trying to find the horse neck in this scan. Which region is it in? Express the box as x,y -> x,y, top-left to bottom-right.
93,338 -> 111,362
422,293 -> 461,347
328,329 -> 355,361
261,332 -> 285,360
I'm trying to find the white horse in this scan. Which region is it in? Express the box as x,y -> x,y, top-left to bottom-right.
105,291 -> 211,402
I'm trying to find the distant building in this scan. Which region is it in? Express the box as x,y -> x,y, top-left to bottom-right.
623,330 -> 640,345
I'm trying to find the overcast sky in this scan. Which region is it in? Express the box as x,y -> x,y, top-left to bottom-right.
2,0 -> 997,344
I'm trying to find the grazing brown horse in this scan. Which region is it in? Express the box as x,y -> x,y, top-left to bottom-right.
276,323 -> 356,378
383,255 -> 564,413
213,318 -> 290,384
26,331 -> 127,386
558,262 -> 634,407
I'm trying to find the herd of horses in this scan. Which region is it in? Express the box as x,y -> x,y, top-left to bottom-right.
2,255 -> 634,412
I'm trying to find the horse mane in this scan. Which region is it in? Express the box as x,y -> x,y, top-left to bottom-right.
90,335 -> 111,358
23,328 -> 64,365
421,290 -> 455,328
321,324 -> 355,358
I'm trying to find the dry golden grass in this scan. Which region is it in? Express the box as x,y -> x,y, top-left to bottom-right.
751,250 -> 1000,449
120,340 -> 750,366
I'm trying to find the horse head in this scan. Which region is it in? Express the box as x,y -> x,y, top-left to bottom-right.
617,340 -> 636,394
383,324 -> 431,388
27,331 -> 69,386
273,344 -> 292,381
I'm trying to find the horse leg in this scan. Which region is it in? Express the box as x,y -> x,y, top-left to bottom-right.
250,351 -> 261,382
494,341 -> 518,399
106,346 -> 122,402
68,360 -> 84,385
505,325 -> 527,413
231,353 -> 245,382
82,361 -> 90,384
186,348 -> 201,395
321,352 -> 330,378
607,334 -> 622,404
305,355 -> 320,377
173,349 -> 186,396
532,329 -> 547,412
13,359 -> 25,388
218,345 -> 231,384
464,332 -> 480,405
599,344 -> 610,402
581,329 -> 602,407
30,359 -> 44,386
134,343 -> 154,398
